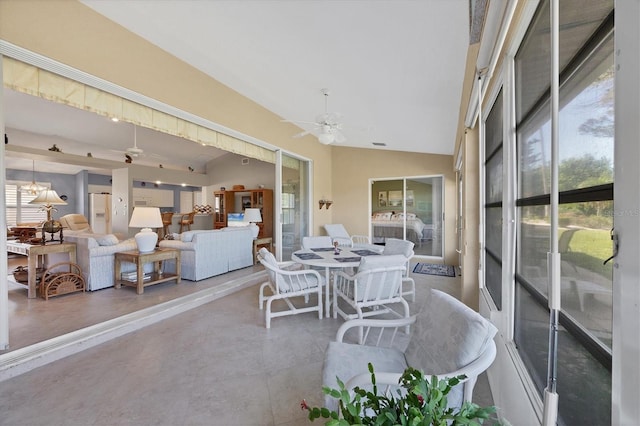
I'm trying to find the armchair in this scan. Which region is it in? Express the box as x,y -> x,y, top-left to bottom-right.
333,254 -> 410,343
323,224 -> 382,253
59,214 -> 92,233
301,236 -> 333,249
258,247 -> 324,328
382,238 -> 416,302
323,289 -> 498,413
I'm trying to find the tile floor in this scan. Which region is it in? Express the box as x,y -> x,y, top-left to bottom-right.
0,260 -> 494,426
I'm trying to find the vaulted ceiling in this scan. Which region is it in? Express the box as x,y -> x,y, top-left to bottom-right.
5,1 -> 482,175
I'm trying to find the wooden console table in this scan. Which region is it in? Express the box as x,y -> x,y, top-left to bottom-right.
253,237 -> 273,264
114,248 -> 181,294
7,241 -> 77,299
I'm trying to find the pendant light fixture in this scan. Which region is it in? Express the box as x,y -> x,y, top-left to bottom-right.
19,160 -> 46,195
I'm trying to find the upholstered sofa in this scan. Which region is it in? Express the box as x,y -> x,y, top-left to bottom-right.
60,233 -> 139,291
158,227 -> 254,281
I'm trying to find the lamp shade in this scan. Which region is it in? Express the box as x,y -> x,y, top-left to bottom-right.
244,208 -> 262,223
129,207 -> 163,253
29,189 -> 67,206
129,207 -> 163,229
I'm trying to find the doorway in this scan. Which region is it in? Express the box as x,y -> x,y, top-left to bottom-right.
370,176 -> 444,258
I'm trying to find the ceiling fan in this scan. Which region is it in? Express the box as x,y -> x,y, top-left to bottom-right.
125,124 -> 144,157
283,88 -> 346,145
110,124 -> 152,162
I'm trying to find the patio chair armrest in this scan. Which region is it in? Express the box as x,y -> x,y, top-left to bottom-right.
336,316 -> 417,342
277,260 -> 301,270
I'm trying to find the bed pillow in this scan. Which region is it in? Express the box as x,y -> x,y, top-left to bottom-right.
391,212 -> 416,220
373,212 -> 392,220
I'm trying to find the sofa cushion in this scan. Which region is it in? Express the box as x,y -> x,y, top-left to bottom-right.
181,231 -> 197,242
94,234 -> 119,246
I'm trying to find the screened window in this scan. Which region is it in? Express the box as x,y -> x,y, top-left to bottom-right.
514,1 -> 614,424
484,89 -> 503,309
6,183 -> 48,226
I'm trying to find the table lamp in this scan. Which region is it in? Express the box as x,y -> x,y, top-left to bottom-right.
129,207 -> 163,253
244,208 -> 262,239
29,189 -> 68,241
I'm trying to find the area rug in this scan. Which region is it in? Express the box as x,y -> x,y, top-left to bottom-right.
412,263 -> 456,277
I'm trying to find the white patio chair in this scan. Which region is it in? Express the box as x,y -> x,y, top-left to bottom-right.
333,254 -> 410,342
257,248 -> 323,328
323,224 -> 383,253
301,236 -> 333,249
382,238 -> 416,302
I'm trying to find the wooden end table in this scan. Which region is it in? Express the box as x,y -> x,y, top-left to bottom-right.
7,241 -> 77,299
114,248 -> 181,294
253,237 -> 273,264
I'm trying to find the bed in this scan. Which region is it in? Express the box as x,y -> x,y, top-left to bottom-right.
371,212 -> 431,244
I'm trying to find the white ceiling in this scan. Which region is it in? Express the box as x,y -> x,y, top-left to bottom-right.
80,0 -> 470,154
4,1 -> 471,174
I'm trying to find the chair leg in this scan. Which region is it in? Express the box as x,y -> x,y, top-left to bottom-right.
402,277 -> 416,302
265,297 -> 274,329
259,281 -> 270,309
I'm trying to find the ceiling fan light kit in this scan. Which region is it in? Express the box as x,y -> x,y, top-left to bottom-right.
318,132 -> 335,145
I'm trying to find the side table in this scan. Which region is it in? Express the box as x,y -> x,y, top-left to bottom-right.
7,241 -> 77,299
253,237 -> 273,264
114,248 -> 181,294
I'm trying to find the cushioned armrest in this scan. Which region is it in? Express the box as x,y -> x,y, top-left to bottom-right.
158,240 -> 196,251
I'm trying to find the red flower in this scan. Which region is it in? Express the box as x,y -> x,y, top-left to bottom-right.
300,399 -> 309,411
417,395 -> 425,405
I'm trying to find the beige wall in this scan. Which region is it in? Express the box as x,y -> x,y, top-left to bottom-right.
1,0 -> 457,261
459,129 -> 480,309
331,147 -> 457,265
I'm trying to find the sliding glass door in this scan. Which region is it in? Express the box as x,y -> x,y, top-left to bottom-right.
370,175 -> 443,258
276,151 -> 310,261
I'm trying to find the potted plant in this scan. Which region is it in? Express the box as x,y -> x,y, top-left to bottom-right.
301,363 -> 499,426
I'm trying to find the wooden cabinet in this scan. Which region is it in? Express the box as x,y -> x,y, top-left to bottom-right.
214,190 -> 235,229
252,189 -> 273,238
213,189 -> 273,238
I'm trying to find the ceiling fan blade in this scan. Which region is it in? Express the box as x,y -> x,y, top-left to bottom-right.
293,129 -> 313,138
281,119 -> 319,126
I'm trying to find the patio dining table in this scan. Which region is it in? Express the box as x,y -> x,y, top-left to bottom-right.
291,247 -> 381,317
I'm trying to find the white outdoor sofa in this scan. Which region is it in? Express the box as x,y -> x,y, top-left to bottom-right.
322,289 -> 498,412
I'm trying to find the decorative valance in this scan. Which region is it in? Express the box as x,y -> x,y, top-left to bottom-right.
2,57 -> 275,164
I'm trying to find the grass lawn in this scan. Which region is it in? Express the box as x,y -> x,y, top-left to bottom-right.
562,228 -> 613,279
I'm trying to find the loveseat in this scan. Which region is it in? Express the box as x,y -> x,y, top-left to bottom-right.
60,233 -> 139,291
323,289 -> 497,412
158,227 -> 253,281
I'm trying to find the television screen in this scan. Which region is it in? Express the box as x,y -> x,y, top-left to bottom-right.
227,213 -> 247,227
